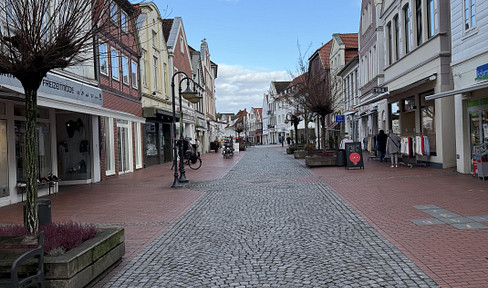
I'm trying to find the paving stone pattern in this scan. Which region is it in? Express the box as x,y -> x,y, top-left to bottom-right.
104,147 -> 439,287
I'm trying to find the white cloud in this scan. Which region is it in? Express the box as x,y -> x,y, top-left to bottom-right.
215,64 -> 290,113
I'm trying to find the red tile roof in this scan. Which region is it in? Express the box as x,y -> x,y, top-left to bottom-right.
317,40 -> 333,69
339,33 -> 358,49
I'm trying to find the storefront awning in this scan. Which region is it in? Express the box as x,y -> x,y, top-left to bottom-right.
356,91 -> 389,108
425,80 -> 488,100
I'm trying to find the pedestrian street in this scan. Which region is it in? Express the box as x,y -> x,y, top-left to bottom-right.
103,146 -> 438,287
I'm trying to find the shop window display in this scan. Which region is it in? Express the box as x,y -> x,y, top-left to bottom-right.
56,113 -> 91,181
0,120 -> 8,197
15,121 -> 52,183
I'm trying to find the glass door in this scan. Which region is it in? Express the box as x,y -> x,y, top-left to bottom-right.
117,120 -> 130,174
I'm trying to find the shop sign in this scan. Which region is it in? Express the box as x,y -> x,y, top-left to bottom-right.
372,87 -> 388,93
476,63 -> 488,80
0,72 -> 102,105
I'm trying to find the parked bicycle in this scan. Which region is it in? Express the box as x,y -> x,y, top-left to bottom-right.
171,144 -> 202,170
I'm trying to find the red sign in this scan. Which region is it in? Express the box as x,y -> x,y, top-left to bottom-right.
349,152 -> 361,164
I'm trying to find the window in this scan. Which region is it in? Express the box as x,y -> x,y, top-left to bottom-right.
152,31 -> 157,47
122,55 -> 129,84
390,102 -> 401,135
99,43 -> 108,75
464,0 -> 476,30
111,48 -> 119,80
421,92 -> 436,154
387,21 -> 393,65
404,4 -> 411,53
105,117 -> 115,175
394,15 -> 400,60
131,60 -> 138,89
110,2 -> 118,24
416,0 -> 423,46
153,56 -> 158,90
163,63 -> 168,93
121,11 -> 127,32
141,50 -> 147,87
427,0 -> 435,38
180,36 -> 185,54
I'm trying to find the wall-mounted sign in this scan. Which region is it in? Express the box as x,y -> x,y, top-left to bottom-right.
372,87 -> 388,94
476,63 -> 488,80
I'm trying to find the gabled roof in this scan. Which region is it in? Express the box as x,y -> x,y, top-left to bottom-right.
316,40 -> 333,69
338,33 -> 358,49
287,73 -> 307,89
162,19 -> 173,43
272,81 -> 291,95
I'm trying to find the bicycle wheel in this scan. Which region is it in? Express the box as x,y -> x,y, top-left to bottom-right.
188,157 -> 202,170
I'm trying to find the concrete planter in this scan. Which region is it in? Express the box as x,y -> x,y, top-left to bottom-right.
305,151 -> 338,167
44,227 -> 125,288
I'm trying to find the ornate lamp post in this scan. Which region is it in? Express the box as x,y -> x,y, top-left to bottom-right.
170,71 -> 203,188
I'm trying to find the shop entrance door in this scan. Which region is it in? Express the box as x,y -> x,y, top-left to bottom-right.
117,120 -> 131,174
0,120 -> 8,197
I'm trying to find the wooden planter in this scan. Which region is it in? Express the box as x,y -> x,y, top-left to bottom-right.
294,150 -> 307,159
44,227 -> 125,288
305,151 -> 338,167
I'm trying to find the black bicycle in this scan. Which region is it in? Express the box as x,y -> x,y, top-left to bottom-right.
184,149 -> 202,170
171,145 -> 202,170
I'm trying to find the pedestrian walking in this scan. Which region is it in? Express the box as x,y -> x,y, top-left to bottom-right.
376,130 -> 387,162
387,131 -> 401,168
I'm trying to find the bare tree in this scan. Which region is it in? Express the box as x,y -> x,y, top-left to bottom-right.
0,0 -> 110,233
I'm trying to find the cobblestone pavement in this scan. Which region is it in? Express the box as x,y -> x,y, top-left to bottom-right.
103,146 -> 438,288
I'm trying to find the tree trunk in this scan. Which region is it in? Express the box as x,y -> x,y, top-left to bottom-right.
24,88 -> 39,234
321,115 -> 326,153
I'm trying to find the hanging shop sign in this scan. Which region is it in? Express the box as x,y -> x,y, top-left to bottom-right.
0,72 -> 102,105
335,115 -> 345,123
372,87 -> 388,93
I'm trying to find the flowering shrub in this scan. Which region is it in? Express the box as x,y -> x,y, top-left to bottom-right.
0,221 -> 97,255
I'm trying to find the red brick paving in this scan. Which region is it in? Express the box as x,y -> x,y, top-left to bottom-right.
2,146 -> 488,287
293,149 -> 488,288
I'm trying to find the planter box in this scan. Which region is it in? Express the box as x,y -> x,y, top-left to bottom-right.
305,154 -> 337,167
294,150 -> 307,159
44,227 -> 125,288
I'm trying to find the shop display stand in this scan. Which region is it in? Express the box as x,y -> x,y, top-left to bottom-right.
473,143 -> 488,180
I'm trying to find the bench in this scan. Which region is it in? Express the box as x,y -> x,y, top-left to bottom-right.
0,231 -> 45,288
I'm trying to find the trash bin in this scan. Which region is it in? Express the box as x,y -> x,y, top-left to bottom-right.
37,199 -> 52,226
23,198 -> 52,226
336,149 -> 346,166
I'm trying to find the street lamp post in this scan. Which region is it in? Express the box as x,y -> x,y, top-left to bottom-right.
170,71 -> 203,188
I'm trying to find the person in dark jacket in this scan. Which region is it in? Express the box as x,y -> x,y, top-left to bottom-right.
376,130 -> 387,162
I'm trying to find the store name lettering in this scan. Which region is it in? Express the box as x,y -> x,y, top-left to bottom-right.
42,79 -> 75,94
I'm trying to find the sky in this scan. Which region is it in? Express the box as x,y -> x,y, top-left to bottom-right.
151,0 -> 361,113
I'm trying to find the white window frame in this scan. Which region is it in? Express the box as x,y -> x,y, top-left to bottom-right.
122,55 -> 129,85
105,117 -> 116,176
464,0 -> 476,31
131,59 -> 138,89
111,48 -> 119,80
141,50 -> 147,87
99,42 -> 108,75
153,56 -> 158,90
134,123 -> 143,169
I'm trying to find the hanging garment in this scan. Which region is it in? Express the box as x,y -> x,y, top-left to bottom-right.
423,136 -> 430,156
415,136 -> 423,156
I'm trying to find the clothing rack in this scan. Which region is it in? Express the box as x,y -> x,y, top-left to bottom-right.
365,135 -> 379,161
399,134 -> 429,168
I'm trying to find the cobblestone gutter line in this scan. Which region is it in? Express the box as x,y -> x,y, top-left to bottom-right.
104,147 -> 439,287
